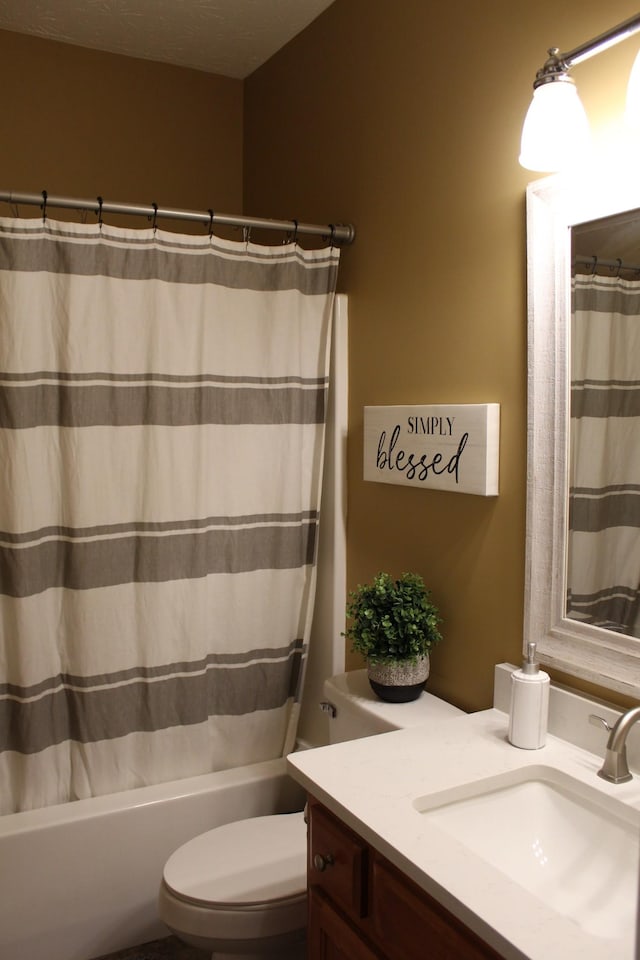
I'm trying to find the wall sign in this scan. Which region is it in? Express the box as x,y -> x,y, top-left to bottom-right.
363,403 -> 500,497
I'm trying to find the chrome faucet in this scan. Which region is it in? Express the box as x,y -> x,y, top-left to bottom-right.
589,706 -> 640,783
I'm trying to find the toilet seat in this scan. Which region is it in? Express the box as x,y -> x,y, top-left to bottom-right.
163,811 -> 307,906
159,811 -> 307,944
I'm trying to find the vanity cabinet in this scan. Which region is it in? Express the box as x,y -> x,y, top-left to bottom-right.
307,797 -> 505,960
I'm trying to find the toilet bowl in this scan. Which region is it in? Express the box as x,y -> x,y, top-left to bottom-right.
158,670 -> 464,958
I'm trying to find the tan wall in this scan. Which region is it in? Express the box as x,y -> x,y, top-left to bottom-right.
0,6 -> 637,714
0,29 -> 243,224
244,0 -> 640,710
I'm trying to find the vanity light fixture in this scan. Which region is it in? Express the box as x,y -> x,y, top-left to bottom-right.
520,12 -> 640,172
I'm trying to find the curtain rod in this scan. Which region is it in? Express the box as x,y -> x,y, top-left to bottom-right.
0,190 -> 356,246
573,255 -> 640,275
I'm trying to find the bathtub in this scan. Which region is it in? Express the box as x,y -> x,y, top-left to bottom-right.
0,757 -> 305,960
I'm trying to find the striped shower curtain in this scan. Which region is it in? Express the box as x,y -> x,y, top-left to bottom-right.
567,273 -> 640,635
0,216 -> 338,814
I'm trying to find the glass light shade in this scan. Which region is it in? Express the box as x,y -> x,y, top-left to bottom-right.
519,80 -> 592,172
626,49 -> 640,128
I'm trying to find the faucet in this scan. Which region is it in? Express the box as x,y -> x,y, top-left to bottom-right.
589,706 -> 640,783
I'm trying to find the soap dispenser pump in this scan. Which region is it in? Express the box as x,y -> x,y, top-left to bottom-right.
508,642 -> 550,749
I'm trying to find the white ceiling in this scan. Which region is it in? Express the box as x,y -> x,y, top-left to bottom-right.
0,0 -> 336,79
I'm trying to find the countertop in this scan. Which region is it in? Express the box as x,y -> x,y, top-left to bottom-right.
287,707 -> 640,960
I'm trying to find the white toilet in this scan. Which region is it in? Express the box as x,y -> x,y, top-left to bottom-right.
158,669 -> 463,959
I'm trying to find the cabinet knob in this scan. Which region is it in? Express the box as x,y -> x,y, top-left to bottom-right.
313,852 -> 335,872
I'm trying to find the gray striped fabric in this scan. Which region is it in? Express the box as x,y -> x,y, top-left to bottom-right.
0,216 -> 338,813
567,274 -> 640,635
0,516 -> 317,597
0,380 -> 327,428
0,641 -> 305,754
0,220 -> 339,293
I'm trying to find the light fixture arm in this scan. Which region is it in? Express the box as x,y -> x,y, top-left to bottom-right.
562,12 -> 640,68
533,12 -> 640,88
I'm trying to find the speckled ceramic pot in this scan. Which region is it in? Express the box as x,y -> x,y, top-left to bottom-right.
367,654 -> 430,703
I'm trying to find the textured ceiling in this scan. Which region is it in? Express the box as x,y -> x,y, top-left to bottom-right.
0,0 -> 336,78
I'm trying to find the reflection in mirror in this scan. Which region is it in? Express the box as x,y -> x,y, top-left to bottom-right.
567,211 -> 640,638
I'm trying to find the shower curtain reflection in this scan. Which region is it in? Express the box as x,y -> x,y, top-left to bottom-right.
567,273 -> 640,636
0,216 -> 339,814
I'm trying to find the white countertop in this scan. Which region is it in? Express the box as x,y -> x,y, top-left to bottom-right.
287,707 -> 640,960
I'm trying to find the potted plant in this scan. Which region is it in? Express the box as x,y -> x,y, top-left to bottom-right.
344,571 -> 442,702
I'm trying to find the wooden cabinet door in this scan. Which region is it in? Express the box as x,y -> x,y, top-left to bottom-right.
308,801 -> 369,921
306,799 -> 506,960
308,888 -> 382,960
371,855 -> 504,960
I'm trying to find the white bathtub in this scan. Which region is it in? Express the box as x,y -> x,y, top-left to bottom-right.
0,757 -> 305,960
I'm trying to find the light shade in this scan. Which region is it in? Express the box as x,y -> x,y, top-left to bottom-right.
626,48 -> 640,128
519,80 -> 592,172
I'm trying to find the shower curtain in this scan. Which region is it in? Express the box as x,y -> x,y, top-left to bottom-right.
0,215 -> 339,814
567,273 -> 640,635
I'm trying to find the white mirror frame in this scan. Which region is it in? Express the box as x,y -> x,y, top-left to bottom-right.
525,171 -> 640,700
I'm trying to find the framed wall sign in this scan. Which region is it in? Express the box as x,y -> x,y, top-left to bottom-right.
363,403 -> 500,496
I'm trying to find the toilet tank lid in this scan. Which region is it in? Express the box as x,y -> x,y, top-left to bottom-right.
323,669 -> 464,727
163,811 -> 307,906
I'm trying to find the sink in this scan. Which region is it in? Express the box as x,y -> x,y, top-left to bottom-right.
414,765 -> 640,939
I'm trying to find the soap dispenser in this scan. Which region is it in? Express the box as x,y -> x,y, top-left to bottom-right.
508,642 -> 550,749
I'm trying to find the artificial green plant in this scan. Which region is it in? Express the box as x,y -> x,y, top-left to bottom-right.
344,571 -> 442,665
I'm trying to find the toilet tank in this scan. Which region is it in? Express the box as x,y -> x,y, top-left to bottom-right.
322,669 -> 464,743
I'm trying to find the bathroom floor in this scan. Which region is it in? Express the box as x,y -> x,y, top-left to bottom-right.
95,935 -> 209,960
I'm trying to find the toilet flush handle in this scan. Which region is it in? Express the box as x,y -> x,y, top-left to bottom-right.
319,701 -> 337,718
313,852 -> 335,872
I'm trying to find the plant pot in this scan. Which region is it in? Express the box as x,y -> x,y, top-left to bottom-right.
367,655 -> 430,703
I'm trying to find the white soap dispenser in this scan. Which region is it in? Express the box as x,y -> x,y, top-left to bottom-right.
508,642 -> 550,749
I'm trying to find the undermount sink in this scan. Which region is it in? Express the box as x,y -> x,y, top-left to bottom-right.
413,765 -> 640,939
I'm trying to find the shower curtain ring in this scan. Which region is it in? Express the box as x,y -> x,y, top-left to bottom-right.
151,202 -> 158,233
591,255 -> 598,275
284,220 -> 298,245
208,209 -> 215,238
329,224 -> 336,249
41,190 -> 47,223
616,258 -> 622,277
97,196 -> 104,229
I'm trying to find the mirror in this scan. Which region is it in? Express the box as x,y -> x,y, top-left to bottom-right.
568,210 -> 640,639
525,171 -> 640,699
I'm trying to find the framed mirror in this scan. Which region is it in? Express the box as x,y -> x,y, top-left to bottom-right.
525,170 -> 640,699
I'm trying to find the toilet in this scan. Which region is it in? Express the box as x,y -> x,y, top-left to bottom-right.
158,669 -> 463,959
